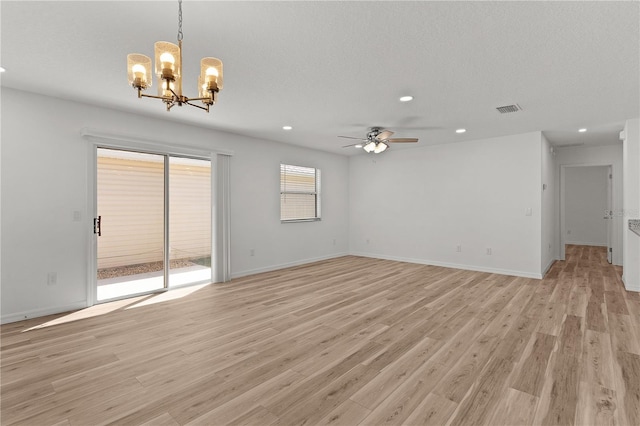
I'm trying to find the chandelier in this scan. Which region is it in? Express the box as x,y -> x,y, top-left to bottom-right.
126,0 -> 223,112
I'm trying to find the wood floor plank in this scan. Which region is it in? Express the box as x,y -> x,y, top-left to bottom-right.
533,314 -> 584,426
139,412 -> 180,426
612,351 -> 640,426
535,302 -> 567,336
185,369 -> 304,426
357,318 -> 489,424
491,314 -> 539,364
567,284 -> 588,317
534,352 -> 580,426
446,356 -> 515,426
1,246 -> 638,426
433,333 -> 500,403
510,332 -> 556,397
228,406 -> 279,426
581,329 -> 616,390
316,399 -> 371,426
348,336 -> 441,409
575,382 -> 617,426
605,290 -> 630,315
401,392 -> 457,426
487,387 -> 538,426
586,297 -> 609,332
608,313 -> 640,355
275,363 -> 378,426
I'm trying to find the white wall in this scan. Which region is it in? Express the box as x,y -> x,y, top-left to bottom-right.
623,118 -> 640,292
349,132 -> 543,278
541,134 -> 557,274
564,166 -> 609,246
555,144 -> 623,266
0,87 -> 349,322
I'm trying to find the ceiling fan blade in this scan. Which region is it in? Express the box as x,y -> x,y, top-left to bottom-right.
338,135 -> 365,140
376,130 -> 394,141
388,138 -> 419,143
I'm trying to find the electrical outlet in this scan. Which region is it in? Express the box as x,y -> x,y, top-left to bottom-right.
456,245 -> 462,252
250,249 -> 255,257
47,272 -> 57,286
486,248 -> 492,255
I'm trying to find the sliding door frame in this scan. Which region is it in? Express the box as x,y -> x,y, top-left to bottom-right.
83,129 -> 232,306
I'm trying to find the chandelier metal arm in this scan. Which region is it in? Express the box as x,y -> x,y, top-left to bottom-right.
137,89 -> 166,101
138,88 -> 215,112
184,100 -> 210,112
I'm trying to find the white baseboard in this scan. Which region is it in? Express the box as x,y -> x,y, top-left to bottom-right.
542,257 -> 557,277
349,252 -> 543,280
1,301 -> 88,325
231,252 -> 349,279
565,241 -> 607,247
622,274 -> 640,292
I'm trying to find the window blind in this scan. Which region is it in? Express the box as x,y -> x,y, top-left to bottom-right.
280,164 -> 320,221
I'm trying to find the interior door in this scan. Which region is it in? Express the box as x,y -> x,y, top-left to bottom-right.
96,148 -> 166,301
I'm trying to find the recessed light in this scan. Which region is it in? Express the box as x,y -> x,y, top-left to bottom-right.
0,67 -> 5,73
399,96 -> 413,102
455,128 -> 466,134
282,126 -> 293,130
578,128 -> 587,133
354,144 -> 363,148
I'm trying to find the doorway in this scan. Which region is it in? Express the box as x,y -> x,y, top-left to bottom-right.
560,165 -> 612,262
95,147 -> 212,302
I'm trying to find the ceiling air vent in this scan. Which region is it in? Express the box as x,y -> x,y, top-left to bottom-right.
496,104 -> 521,114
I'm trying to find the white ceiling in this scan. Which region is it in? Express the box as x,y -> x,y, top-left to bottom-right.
2,1 -> 638,155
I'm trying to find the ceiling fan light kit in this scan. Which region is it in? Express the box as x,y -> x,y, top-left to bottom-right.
339,127 -> 418,154
126,0 -> 223,113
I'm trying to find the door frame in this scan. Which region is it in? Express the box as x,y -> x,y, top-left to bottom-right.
607,165 -> 613,263
559,163 -> 613,261
84,129 -> 232,306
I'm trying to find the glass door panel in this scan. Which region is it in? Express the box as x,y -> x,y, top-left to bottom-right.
96,148 -> 166,301
169,157 -> 212,287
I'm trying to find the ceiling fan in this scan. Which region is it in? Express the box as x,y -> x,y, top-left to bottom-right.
339,127 -> 418,153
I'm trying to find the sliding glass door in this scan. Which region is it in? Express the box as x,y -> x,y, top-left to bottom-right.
168,157 -> 212,287
96,148 -> 211,302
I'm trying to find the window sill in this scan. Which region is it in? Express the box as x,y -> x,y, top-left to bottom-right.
281,218 -> 321,223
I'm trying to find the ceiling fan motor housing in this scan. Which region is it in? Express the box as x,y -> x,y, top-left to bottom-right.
368,127 -> 383,140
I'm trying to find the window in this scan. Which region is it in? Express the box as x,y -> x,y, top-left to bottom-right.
280,164 -> 321,222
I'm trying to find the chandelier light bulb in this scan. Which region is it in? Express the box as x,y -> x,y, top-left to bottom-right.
160,52 -> 176,76
160,52 -> 175,64
132,64 -> 147,78
205,67 -> 218,84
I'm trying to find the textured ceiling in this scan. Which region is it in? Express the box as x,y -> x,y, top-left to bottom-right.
1,1 -> 638,155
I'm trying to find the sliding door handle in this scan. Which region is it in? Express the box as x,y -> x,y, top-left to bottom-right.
94,216 -> 102,236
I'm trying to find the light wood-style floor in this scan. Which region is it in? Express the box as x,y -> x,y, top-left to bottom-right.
2,245 -> 640,426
